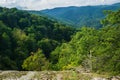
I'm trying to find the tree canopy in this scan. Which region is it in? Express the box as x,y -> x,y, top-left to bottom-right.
0,7 -> 120,75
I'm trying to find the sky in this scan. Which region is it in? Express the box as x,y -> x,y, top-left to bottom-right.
0,0 -> 120,10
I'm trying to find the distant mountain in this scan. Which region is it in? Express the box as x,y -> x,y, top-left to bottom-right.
29,3 -> 120,28
16,6 -> 28,10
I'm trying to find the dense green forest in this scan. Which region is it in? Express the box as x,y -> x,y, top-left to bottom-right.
0,7 -> 75,70
30,3 -> 120,28
0,7 -> 120,75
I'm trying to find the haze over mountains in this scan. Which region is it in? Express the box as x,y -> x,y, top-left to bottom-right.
29,2 -> 120,28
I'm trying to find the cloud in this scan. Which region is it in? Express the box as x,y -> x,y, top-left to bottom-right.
0,0 -> 120,10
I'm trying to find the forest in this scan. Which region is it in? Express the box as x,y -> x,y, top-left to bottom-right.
0,7 -> 120,75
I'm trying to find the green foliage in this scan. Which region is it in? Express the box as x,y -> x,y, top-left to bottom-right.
92,26 -> 120,74
48,10 -> 120,75
49,10 -> 120,74
0,6 -> 120,75
50,26 -> 120,74
0,56 -> 17,70
0,21 -> 14,69
101,10 -> 120,26
50,27 -> 98,70
37,38 -> 59,58
22,49 -> 49,71
0,7 -> 75,70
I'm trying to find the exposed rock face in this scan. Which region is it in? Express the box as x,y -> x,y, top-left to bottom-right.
107,76 -> 120,80
18,71 -> 36,80
92,77 -> 107,80
0,71 -> 119,80
92,76 -> 120,80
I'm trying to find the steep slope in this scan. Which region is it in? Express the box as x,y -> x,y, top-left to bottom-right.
30,3 -> 120,28
0,7 -> 75,70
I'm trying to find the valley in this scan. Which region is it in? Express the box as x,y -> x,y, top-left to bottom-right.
0,2 -> 120,80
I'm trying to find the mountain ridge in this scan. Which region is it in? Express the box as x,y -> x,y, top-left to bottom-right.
29,2 -> 120,28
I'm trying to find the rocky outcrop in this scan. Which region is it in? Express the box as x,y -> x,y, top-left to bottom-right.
0,71 -> 119,80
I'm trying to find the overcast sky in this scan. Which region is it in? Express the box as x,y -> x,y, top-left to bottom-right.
0,0 -> 120,10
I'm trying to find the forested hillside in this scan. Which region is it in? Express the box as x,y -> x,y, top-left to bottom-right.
30,3 -> 120,28
0,7 -> 75,70
48,10 -> 120,75
0,7 -> 120,75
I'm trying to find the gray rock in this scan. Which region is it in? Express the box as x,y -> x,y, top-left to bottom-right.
92,77 -> 107,80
